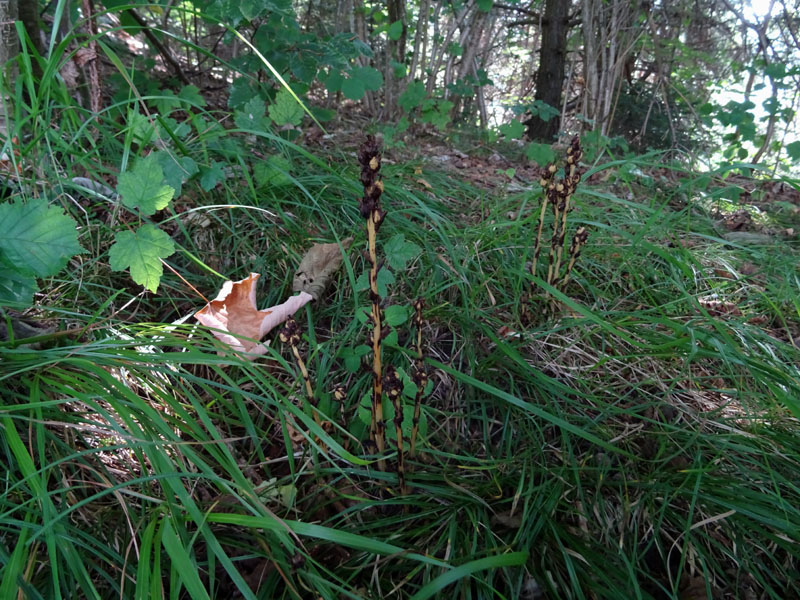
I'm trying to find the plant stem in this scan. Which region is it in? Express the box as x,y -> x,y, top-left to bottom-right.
410,297 -> 427,458
358,135 -> 388,470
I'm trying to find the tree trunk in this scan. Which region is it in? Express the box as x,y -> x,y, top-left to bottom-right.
527,0 -> 569,141
0,0 -> 18,139
385,0 -> 407,119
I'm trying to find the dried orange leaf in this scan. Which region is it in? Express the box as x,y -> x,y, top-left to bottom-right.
292,238 -> 353,300
195,273 -> 312,357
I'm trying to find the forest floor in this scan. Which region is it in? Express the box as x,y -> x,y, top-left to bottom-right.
3,102 -> 800,600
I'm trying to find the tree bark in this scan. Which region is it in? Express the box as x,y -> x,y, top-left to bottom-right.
527,0 -> 569,141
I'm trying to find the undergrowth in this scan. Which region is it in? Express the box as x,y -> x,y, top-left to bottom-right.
2,10 -> 800,600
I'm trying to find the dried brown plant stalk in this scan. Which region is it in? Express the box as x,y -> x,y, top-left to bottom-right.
279,317 -> 322,426
559,227 -> 589,291
410,297 -> 428,458
550,139 -> 583,288
357,135 -> 388,470
383,367 -> 406,495
530,137 -> 588,303
531,164 -> 557,278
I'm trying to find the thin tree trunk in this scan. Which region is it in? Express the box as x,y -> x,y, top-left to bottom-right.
527,0 -> 569,141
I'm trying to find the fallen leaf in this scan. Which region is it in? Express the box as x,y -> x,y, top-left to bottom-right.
195,273 -> 312,357
292,238 -> 352,300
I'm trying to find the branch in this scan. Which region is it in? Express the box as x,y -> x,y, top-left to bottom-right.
125,8 -> 191,85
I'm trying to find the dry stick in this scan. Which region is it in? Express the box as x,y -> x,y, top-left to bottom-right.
279,318 -> 322,426
409,297 -> 428,458
384,367 -> 406,496
358,136 -> 387,470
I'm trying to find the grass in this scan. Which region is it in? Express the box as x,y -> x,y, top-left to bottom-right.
2,12 -> 800,600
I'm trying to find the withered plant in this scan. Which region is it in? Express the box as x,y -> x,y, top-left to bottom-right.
357,135 -> 388,471
279,317 -> 322,427
530,137 -> 589,304
409,297 -> 428,458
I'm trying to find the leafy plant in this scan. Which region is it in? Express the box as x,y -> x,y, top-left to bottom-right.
0,198 -> 83,305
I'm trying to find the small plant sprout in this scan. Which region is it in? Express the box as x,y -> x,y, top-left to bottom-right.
357,135 -> 388,470
410,297 -> 428,458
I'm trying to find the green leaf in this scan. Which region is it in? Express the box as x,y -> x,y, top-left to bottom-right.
322,69 -> 344,93
199,161 -> 226,191
178,85 -> 206,108
786,141 -> 800,160
0,258 -> 38,305
0,197 -> 83,279
387,20 -> 403,40
234,96 -> 272,132
117,156 -> 175,216
228,77 -> 260,109
160,518 -> 211,600
351,66 -> 383,91
526,142 -> 557,167
153,152 -> 198,197
476,0 -> 493,11
399,81 -> 425,112
421,100 -> 453,130
268,88 -> 304,126
340,345 -> 371,373
254,155 -> 292,187
499,120 -> 524,139
355,268 -> 395,297
341,77 -> 366,100
108,225 -> 175,293
384,304 -> 409,327
383,233 -> 420,270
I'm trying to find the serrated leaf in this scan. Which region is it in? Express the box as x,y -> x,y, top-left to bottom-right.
0,257 -> 38,305
351,66 -> 383,91
254,155 -> 292,187
235,96 -> 272,132
117,156 -> 175,216
228,77 -> 259,110
0,198 -> 83,279
384,304 -> 409,327
178,85 -> 206,108
128,110 -> 155,146
399,81 -> 425,112
340,344 -> 371,373
323,70 -> 344,93
384,233 -> 420,270
499,120 -> 524,139
526,142 -> 557,167
355,268 -> 395,297
268,88 -> 304,126
786,141 -> 800,160
153,152 -> 198,197
199,161 -> 226,191
387,20 -> 403,40
108,225 -> 175,292
341,77 -> 366,101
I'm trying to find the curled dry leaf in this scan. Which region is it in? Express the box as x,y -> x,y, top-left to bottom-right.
292,237 -> 353,300
195,273 -> 312,357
